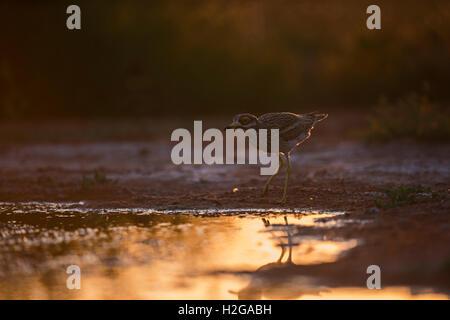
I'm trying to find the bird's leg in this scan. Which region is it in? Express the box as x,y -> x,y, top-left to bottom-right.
286,220 -> 293,263
262,155 -> 284,196
277,243 -> 286,263
280,154 -> 291,204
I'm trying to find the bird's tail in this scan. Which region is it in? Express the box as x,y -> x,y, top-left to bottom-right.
306,111 -> 328,122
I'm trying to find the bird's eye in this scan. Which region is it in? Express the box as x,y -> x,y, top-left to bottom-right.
240,117 -> 250,125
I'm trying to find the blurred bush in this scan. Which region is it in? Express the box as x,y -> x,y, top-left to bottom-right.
366,87 -> 450,142
1,0 -> 450,119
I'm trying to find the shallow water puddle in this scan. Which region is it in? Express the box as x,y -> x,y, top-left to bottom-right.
0,203 -> 447,299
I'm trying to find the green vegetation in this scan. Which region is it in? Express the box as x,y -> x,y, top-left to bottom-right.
81,169 -> 117,189
374,184 -> 438,208
365,90 -> 450,142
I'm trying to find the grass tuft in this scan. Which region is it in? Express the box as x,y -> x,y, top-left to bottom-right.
374,184 -> 435,208
81,169 -> 117,190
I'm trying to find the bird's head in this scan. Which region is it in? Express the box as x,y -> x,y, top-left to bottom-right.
225,113 -> 258,130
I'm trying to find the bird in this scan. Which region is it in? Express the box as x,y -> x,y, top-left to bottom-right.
226,111 -> 328,204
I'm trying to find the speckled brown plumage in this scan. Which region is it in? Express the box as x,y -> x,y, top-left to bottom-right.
228,111 -> 328,154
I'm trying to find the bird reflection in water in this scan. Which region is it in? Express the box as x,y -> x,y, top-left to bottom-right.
230,216 -> 327,300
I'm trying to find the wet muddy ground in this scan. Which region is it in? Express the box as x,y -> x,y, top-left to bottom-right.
0,113 -> 449,299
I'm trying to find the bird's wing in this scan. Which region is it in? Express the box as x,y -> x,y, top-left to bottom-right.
259,112 -> 327,142
258,112 -> 309,141
280,116 -> 315,141
258,112 -> 299,130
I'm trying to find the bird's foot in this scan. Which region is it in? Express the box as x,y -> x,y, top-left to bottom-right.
280,185 -> 288,205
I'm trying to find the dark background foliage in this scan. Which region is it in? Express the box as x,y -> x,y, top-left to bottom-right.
1,0 -> 449,119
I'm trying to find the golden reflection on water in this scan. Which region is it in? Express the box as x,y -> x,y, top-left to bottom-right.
301,287 -> 449,300
0,211 -> 448,300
